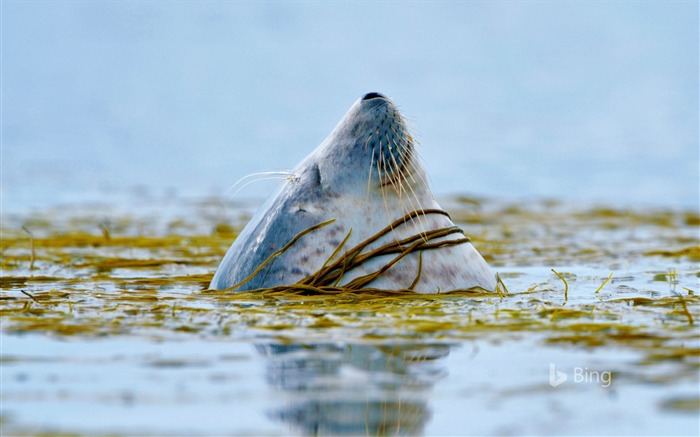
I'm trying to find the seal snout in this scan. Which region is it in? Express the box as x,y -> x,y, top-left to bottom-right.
362,92 -> 387,101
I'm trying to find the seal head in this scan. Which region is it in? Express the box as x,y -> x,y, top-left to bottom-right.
210,93 -> 497,293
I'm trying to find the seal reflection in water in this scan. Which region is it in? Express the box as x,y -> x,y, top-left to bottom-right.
210,92 -> 497,293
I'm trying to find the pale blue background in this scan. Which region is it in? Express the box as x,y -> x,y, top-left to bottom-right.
3,1 -> 698,210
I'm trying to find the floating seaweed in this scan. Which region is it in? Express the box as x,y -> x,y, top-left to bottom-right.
1,198 -> 697,346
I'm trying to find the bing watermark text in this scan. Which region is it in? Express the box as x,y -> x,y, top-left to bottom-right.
549,363 -> 612,388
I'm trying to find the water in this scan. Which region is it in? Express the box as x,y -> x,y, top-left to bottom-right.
2,333 -> 693,436
2,1 -> 698,211
1,195 -> 698,436
1,2 -> 699,436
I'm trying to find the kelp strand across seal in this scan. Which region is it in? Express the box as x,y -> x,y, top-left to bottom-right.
210,93 -> 497,293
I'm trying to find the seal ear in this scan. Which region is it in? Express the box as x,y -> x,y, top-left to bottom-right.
309,163 -> 322,188
302,161 -> 330,195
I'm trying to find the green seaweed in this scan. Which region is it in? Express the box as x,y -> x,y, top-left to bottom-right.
1,199 -> 698,375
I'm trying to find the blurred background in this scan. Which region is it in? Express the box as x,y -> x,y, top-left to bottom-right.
3,1 -> 698,212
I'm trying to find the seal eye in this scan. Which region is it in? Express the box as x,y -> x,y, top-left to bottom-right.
362,92 -> 385,101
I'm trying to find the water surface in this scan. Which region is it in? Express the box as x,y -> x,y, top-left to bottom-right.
2,196 -> 698,436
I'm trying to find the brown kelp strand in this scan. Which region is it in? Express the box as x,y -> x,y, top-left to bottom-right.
224,209 -> 473,292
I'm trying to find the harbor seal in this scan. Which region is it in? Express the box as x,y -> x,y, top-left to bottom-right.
210,92 -> 497,293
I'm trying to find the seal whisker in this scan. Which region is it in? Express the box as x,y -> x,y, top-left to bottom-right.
400,148 -> 430,196
394,135 -> 430,193
225,171 -> 291,199
386,132 -> 426,237
365,132 -> 376,201
391,117 -> 431,192
389,125 -> 414,168
386,131 -> 409,212
364,132 -> 374,150
405,145 -> 432,189
386,131 -> 429,240
377,132 -> 397,244
366,144 -> 376,202
381,139 -> 412,246
391,136 -> 416,232
400,158 -> 432,223
395,164 -> 429,241
226,176 -> 292,200
383,133 -> 414,242
377,136 -> 395,234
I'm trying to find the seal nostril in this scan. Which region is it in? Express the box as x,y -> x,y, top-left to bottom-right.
362,92 -> 385,101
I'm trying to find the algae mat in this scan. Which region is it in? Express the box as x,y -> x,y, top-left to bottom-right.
1,197 -> 698,436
